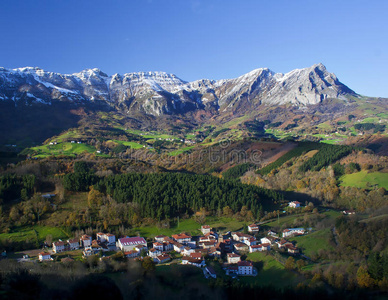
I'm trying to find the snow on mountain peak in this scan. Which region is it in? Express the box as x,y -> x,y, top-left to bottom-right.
0,64 -> 357,115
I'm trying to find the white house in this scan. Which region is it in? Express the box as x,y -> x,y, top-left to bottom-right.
232,232 -> 253,243
243,237 -> 257,247
39,252 -> 52,261
96,232 -> 105,242
153,242 -> 164,251
276,239 -> 294,249
149,248 -> 162,258
282,228 -> 306,238
249,243 -> 270,253
238,261 -> 253,275
182,247 -> 195,256
199,241 -> 216,249
172,241 -> 185,253
227,253 -> 241,264
154,235 -> 167,243
248,224 -> 259,233
96,233 -> 116,245
288,201 -> 301,208
172,233 -> 191,245
287,245 -> 299,255
155,254 -> 171,264
80,235 -> 92,248
163,241 -> 174,252
104,233 -> 116,245
260,237 -> 272,245
181,256 -> 205,267
234,243 -> 249,253
67,238 -> 79,250
52,241 -> 65,253
249,245 -> 261,253
118,237 -> 147,252
201,225 -> 211,235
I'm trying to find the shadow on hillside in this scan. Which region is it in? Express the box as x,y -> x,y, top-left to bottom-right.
279,190 -> 320,205
0,101 -> 85,149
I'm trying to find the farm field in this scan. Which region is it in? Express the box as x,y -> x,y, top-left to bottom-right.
27,142 -> 97,158
168,146 -> 195,156
291,228 -> 335,257
0,225 -> 69,245
340,171 -> 388,189
245,252 -> 300,288
110,140 -> 144,149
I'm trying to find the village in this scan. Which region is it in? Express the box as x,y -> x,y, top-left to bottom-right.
27,201 -> 312,280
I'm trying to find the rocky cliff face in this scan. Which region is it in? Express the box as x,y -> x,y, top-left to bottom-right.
0,64 -> 357,117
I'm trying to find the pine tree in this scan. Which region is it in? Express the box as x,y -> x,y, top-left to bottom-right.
368,251 -> 383,280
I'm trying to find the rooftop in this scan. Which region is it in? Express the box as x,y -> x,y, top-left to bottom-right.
119,237 -> 146,246
238,261 -> 253,267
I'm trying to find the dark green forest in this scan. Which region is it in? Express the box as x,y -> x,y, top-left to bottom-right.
63,163 -> 283,220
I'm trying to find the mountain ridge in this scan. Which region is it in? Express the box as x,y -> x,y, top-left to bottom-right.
0,63 -> 358,117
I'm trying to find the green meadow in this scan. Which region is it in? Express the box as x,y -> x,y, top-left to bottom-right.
340,171 -> 388,189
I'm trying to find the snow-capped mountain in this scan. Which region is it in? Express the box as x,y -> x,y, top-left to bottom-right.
0,64 -> 357,116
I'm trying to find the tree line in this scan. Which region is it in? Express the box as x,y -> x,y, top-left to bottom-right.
0,174 -> 36,204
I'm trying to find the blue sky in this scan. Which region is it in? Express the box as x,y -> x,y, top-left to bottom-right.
1,0 -> 387,97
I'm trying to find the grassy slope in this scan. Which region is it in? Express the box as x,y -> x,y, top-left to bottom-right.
110,139 -> 144,149
291,228 -> 334,257
29,142 -> 97,158
246,252 -> 300,288
0,226 -> 69,244
340,171 -> 388,189
168,146 -> 195,156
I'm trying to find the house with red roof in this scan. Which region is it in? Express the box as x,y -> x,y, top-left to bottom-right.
282,228 -> 306,238
227,252 -> 241,264
80,235 -> 92,248
125,250 -> 139,258
201,225 -> 211,235
249,243 -> 270,253
153,242 -> 164,251
96,232 -> 116,245
155,254 -> 171,264
52,241 -> 65,253
189,252 -> 203,260
276,239 -> 294,249
289,201 -> 301,208
238,260 -> 253,275
286,244 -> 299,255
154,235 -> 167,243
234,243 -> 249,253
181,256 -> 205,267
172,233 -> 192,245
39,252 -> 52,262
199,240 -> 217,249
182,246 -> 195,256
148,248 -> 162,258
248,224 -> 259,233
163,241 -> 174,252
67,238 -> 79,250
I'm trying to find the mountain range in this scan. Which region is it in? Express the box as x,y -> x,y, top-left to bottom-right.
2,63 -> 387,150
0,63 -> 357,117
